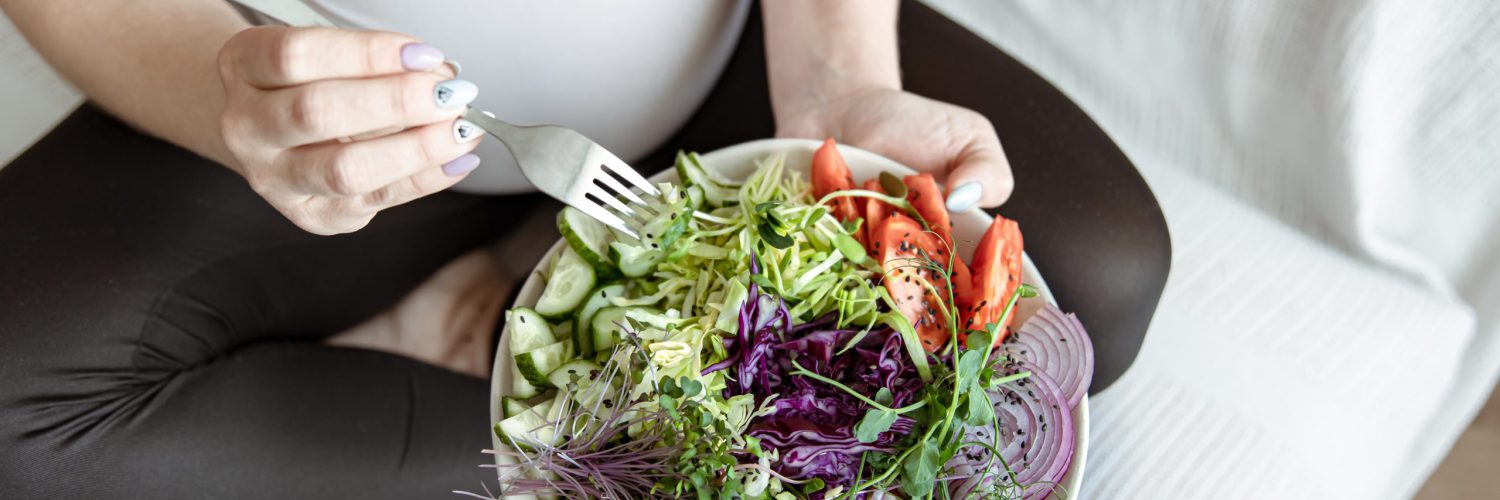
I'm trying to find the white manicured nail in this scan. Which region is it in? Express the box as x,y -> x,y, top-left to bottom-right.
946,182 -> 981,211
453,119 -> 481,143
433,79 -> 478,108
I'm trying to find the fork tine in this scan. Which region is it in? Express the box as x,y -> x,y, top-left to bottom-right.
591,170 -> 646,206
586,184 -> 637,221
572,198 -> 636,239
599,155 -> 659,197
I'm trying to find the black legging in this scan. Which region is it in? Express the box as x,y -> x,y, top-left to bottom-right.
0,3 -> 1169,498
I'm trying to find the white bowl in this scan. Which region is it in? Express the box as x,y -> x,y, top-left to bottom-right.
490,138 -> 1088,497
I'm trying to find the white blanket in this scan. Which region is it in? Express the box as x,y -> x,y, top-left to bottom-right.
923,0 -> 1500,498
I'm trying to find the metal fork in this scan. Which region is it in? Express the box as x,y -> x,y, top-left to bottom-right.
230,0 -> 662,238
461,110 -> 661,238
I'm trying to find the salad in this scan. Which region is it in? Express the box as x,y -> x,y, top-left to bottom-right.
472,140 -> 1095,499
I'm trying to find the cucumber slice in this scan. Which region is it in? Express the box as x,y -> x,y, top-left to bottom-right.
514,340 -> 574,389
674,151 -> 736,207
502,396 -> 532,419
590,307 -> 630,352
511,362 -> 541,399
551,320 -> 573,342
494,399 -> 557,450
688,151 -> 742,187
604,184 -> 697,278
590,306 -> 660,352
558,207 -> 617,277
574,283 -> 627,355
546,359 -> 603,389
505,308 -> 557,353
610,241 -> 664,278
535,247 -> 596,319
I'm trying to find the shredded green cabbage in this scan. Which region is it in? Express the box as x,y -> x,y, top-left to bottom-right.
613,153 -> 884,337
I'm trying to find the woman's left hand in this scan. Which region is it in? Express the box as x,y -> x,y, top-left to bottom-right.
775,87 -> 1014,211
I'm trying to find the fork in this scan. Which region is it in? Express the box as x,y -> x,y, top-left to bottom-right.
229,0 -> 663,239
460,110 -> 662,238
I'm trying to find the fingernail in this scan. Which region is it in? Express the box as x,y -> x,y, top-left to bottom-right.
945,181 -> 981,212
453,119 -> 481,143
433,80 -> 478,108
442,153 -> 480,177
444,59 -> 463,76
400,43 -> 445,71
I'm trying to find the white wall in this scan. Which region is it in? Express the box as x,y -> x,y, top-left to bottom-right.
0,11 -> 82,167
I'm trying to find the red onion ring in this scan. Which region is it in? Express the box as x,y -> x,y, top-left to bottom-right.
950,368 -> 1075,498
1001,304 -> 1094,409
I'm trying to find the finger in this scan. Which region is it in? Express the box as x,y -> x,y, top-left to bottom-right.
272,195 -> 376,235
329,60 -> 458,143
945,139 -> 1015,210
255,71 -> 477,145
312,197 -> 380,235
286,118 -> 484,196
224,26 -> 444,88
360,153 -> 480,210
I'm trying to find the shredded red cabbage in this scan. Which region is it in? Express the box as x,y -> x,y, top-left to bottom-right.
711,282 -> 925,490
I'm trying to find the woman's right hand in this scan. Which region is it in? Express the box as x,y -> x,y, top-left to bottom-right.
217,26 -> 484,235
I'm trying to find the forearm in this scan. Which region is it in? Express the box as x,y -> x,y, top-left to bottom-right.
761,0 -> 901,124
1,0 -> 248,165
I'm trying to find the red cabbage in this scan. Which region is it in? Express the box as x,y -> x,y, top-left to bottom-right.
706,258 -> 925,492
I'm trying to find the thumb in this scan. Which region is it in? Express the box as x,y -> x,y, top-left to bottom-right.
944,141 -> 1014,210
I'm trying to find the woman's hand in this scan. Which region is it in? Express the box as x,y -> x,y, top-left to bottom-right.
762,0 -> 1013,211
218,27 -> 485,234
775,87 -> 1014,210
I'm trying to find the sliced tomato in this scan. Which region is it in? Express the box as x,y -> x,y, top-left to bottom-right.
951,257 -> 974,310
811,138 -> 858,222
875,214 -> 953,353
959,216 -> 1025,348
901,173 -> 971,302
902,174 -> 953,251
861,179 -> 892,252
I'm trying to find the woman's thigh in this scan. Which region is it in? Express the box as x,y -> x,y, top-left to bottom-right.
0,106 -> 536,497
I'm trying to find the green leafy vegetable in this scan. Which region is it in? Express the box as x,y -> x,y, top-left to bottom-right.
879,171 -> 908,198
854,409 -> 899,443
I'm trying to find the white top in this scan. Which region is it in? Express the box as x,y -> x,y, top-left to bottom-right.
306,0 -> 750,193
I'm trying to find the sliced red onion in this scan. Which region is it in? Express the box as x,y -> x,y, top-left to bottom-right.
1000,304 -> 1094,409
950,369 -> 1075,498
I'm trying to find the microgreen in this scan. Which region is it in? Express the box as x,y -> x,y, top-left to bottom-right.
824,238 -> 1041,499
878,171 -> 909,198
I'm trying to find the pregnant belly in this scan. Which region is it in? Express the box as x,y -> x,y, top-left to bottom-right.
306,0 -> 750,193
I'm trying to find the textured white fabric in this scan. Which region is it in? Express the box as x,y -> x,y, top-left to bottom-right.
922,0 -> 1500,498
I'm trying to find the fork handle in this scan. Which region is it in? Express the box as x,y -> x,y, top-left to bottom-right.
230,0 -> 338,27
462,108 -> 524,142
